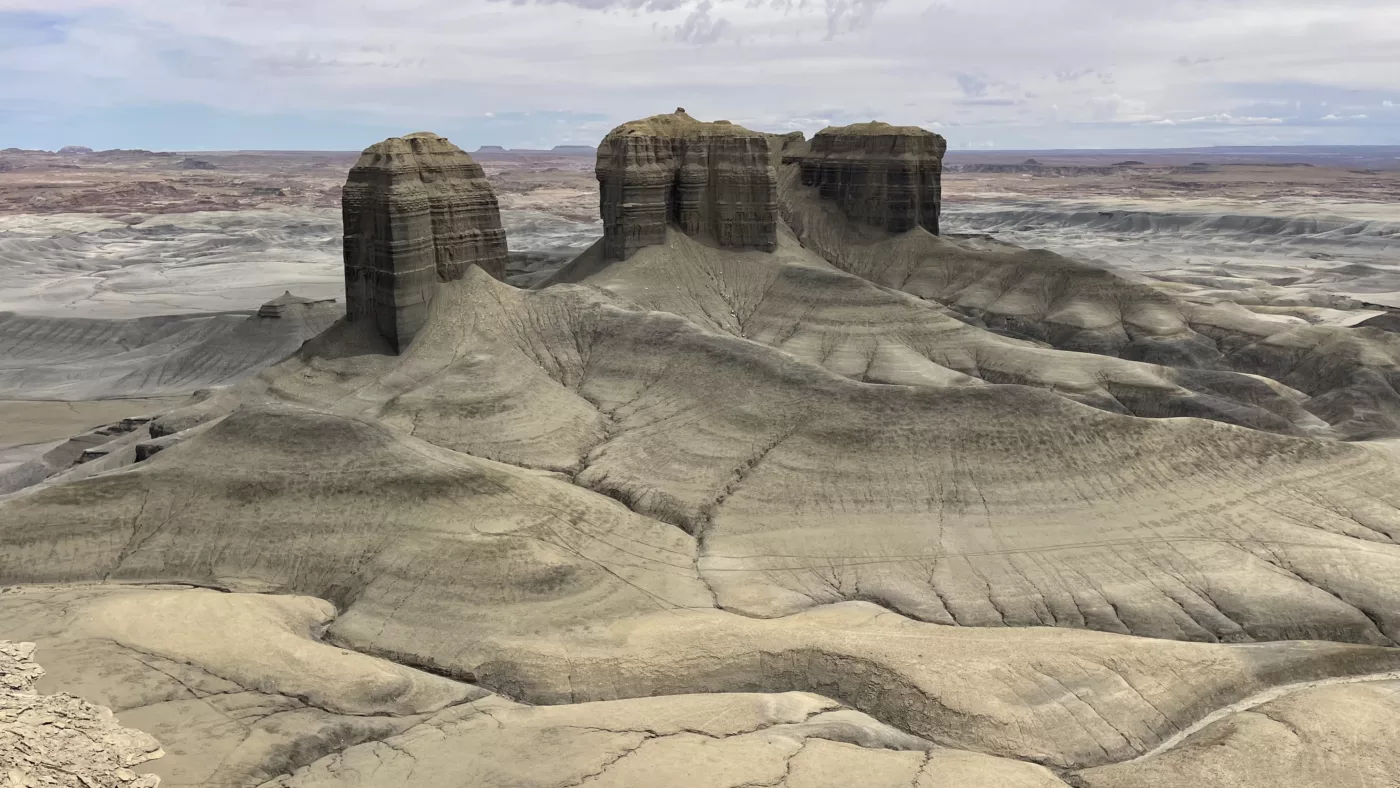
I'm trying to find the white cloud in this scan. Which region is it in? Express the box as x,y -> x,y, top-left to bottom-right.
1176,113 -> 1286,125
1,0 -> 1398,147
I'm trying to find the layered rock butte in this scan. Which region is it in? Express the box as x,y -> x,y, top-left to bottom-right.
790,121 -> 946,235
596,108 -> 778,260
342,132 -> 508,352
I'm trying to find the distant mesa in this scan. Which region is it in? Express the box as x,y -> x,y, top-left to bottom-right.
1114,160 -> 1146,166
793,121 -> 947,235
180,158 -> 218,170
471,144 -> 597,157
58,145 -> 93,155
343,131 -> 508,352
1024,158 -> 1042,166
597,108 -> 778,261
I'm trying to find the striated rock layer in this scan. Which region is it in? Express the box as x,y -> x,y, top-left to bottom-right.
792,121 -> 946,235
342,132 -> 507,352
596,108 -> 777,261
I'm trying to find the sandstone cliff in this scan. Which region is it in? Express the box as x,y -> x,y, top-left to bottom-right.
343,132 -> 507,352
596,109 -> 777,261
791,121 -> 946,235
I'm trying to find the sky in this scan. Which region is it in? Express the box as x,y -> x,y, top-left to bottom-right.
0,0 -> 1398,151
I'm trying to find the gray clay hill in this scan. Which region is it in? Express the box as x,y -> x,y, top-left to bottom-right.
6,109 -> 1400,787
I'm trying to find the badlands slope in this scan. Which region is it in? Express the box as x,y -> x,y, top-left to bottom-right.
5,119 -> 1400,787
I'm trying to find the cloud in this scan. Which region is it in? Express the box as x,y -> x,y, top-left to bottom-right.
952,72 -> 989,98
1053,68 -> 1097,83
822,0 -> 888,37
1086,94 -> 1152,123
0,10 -> 71,48
1178,113 -> 1286,125
673,0 -> 729,43
1,0 -> 1398,149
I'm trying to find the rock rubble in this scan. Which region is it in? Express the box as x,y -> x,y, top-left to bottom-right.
0,641 -> 163,787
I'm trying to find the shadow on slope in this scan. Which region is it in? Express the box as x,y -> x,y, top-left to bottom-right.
775,141 -> 1400,440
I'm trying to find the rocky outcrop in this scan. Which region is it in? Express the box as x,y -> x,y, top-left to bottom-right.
1,641 -> 164,786
256,290 -> 336,319
342,132 -> 508,352
792,122 -> 946,235
596,108 -> 777,261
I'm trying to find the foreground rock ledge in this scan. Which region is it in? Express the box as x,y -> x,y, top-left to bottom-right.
0,640 -> 164,786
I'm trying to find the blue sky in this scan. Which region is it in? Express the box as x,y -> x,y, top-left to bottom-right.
1,0 -> 1397,151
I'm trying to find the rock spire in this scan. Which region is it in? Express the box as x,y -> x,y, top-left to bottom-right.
796,121 -> 947,235
342,132 -> 508,352
596,109 -> 777,261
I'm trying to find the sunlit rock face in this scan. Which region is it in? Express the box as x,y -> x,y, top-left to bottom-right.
596,108 -> 778,261
342,132 -> 508,352
797,121 -> 947,235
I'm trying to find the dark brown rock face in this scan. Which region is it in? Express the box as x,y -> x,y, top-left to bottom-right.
796,122 -> 947,235
342,132 -> 508,352
596,109 -> 777,261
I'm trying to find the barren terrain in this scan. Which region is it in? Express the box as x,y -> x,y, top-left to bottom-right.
5,136 -> 1400,787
